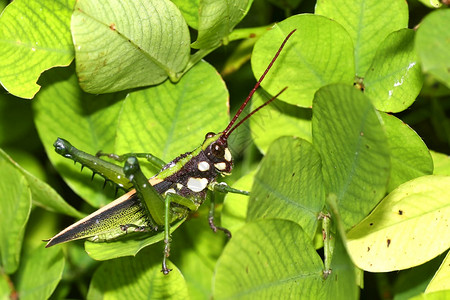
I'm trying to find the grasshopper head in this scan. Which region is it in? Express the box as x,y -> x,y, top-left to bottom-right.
202,132 -> 232,175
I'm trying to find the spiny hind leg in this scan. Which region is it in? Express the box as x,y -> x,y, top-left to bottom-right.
54,138 -> 132,189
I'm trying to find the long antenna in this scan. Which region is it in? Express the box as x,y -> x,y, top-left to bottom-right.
222,29 -> 296,137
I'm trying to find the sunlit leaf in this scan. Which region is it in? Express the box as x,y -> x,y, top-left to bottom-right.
347,175 -> 450,272
425,251 -> 450,293
0,0 -> 74,98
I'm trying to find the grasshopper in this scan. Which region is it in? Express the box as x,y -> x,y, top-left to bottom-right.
45,29 -> 295,274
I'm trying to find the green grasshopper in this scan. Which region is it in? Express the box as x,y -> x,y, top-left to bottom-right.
45,29 -> 296,274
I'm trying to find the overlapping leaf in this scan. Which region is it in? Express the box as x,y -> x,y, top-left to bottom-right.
315,0 -> 408,77
191,0 -> 252,49
312,84 -> 390,229
381,113 -> 433,192
251,15 -> 355,107
248,137 -> 324,239
347,175 -> 450,272
0,0 -> 74,99
365,29 -> 423,113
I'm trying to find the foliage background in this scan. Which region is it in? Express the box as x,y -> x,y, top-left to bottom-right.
0,0 -> 449,299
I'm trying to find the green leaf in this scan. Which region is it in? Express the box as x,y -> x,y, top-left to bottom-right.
0,0 -> 74,99
425,251 -> 450,293
431,151 -> 450,175
87,246 -> 188,299
250,90 -> 312,154
16,246 -> 64,300
213,219 -> 324,299
84,219 -> 184,260
380,113 -> 433,192
115,60 -> 229,163
34,67 -> 125,208
346,175 -> 450,272
415,9 -> 450,88
248,137 -> 325,239
72,0 -> 190,93
312,84 -> 390,229
222,171 -> 255,232
315,0 -> 408,77
171,0 -> 200,29
0,149 -> 84,218
251,14 -> 355,107
0,158 -> 31,274
191,0 -> 252,49
365,29 -> 423,113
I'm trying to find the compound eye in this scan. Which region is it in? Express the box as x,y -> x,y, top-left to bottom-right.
211,142 -> 225,158
205,132 -> 215,140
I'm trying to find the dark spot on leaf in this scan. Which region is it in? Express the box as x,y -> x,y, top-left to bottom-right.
369,223 -> 374,226
365,144 -> 370,149
387,239 -> 391,247
292,172 -> 295,177
110,23 -> 116,30
246,266 -> 249,273
398,210 -> 403,215
367,247 -> 370,252
249,33 -> 256,38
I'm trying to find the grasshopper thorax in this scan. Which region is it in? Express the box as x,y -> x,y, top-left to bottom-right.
202,132 -> 232,175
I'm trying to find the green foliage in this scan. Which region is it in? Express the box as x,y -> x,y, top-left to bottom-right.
0,0 -> 449,299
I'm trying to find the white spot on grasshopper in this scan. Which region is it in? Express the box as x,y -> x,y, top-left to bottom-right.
176,183 -> 183,190
187,178 -> 208,192
224,148 -> 232,162
198,161 -> 210,171
214,162 -> 226,171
